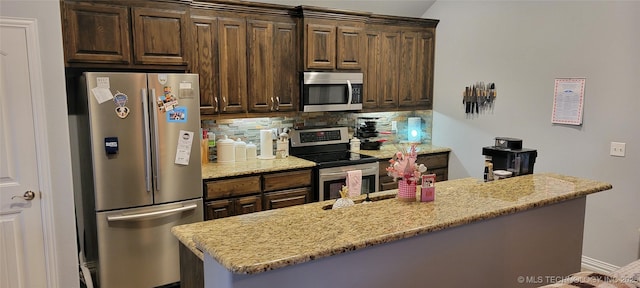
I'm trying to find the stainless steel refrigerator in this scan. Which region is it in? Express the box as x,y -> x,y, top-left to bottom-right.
70,72 -> 203,288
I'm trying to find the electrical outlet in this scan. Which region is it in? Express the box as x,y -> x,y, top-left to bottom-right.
610,142 -> 626,157
391,121 -> 397,132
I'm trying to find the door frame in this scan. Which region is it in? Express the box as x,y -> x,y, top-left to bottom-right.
1,17 -> 61,286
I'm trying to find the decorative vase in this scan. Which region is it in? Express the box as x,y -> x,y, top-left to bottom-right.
397,179 -> 417,202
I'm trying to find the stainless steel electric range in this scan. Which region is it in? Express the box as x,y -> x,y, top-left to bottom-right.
289,126 -> 379,201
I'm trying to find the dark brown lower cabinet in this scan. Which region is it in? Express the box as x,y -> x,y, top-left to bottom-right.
205,195 -> 262,220
379,152 -> 449,191
179,242 -> 203,288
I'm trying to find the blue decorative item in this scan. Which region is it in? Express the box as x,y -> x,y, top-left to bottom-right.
408,117 -> 421,142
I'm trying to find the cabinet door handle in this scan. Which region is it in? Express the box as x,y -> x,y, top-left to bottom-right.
275,96 -> 280,111
222,96 -> 227,112
214,96 -> 219,113
270,97 -> 275,111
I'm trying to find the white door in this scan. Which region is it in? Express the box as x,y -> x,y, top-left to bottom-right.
0,18 -> 48,288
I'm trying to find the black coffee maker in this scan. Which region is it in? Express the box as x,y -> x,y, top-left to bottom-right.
482,137 -> 537,176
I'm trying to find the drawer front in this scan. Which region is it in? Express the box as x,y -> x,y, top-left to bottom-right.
417,153 -> 449,169
263,187 -> 311,210
205,176 -> 261,200
234,195 -> 262,215
205,199 -> 233,220
380,180 -> 398,191
263,169 -> 312,192
430,167 -> 448,182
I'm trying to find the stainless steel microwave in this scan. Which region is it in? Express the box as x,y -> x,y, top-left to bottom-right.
301,72 -> 363,112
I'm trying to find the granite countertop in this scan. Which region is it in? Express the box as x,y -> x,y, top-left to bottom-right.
171,173 -> 612,273
202,144 -> 451,179
202,156 -> 316,179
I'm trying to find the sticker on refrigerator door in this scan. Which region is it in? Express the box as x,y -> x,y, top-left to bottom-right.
113,92 -> 130,119
157,74 -> 168,85
91,77 -> 113,104
157,86 -> 178,113
96,77 -> 110,89
178,82 -> 195,98
175,130 -> 194,165
104,137 -> 119,155
167,106 -> 187,123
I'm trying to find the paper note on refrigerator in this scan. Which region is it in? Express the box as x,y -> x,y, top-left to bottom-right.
91,87 -> 114,104
175,130 -> 194,165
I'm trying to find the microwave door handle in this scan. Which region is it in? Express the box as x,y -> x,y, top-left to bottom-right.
346,80 -> 353,107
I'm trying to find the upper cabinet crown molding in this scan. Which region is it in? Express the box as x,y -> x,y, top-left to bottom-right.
368,14 -> 439,28
293,5 -> 371,22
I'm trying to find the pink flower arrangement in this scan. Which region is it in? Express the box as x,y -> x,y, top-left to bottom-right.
386,144 -> 427,183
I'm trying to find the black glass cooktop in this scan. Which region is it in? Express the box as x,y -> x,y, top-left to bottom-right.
294,151 -> 378,168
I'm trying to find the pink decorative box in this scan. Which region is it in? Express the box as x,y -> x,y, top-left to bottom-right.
420,174 -> 436,202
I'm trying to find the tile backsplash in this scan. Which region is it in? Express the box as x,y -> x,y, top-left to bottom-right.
201,110 -> 432,161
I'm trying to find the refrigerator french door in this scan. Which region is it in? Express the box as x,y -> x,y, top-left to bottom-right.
73,72 -> 203,288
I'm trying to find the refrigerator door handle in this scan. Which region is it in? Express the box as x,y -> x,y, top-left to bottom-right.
106,204 -> 198,222
141,88 -> 152,193
150,88 -> 161,192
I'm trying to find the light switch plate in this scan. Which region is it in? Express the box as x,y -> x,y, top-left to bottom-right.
391,121 -> 397,132
610,142 -> 626,157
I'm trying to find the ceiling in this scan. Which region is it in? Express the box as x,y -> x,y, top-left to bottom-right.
252,0 -> 437,18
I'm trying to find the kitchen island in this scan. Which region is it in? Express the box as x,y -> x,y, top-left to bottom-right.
172,173 -> 612,288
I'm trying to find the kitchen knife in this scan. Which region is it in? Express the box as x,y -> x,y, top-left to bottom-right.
464,87 -> 470,114
471,86 -> 476,114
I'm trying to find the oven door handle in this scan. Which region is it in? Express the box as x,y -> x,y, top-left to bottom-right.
320,167 -> 378,177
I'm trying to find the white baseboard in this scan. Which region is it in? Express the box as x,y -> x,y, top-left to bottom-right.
581,255 -> 620,274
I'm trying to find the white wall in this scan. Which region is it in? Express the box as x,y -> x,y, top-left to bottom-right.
0,0 -> 79,287
424,1 -> 640,267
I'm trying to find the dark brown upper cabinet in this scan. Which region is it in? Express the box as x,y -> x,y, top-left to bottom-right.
190,5 -> 297,116
363,16 -> 438,111
364,27 -> 401,109
398,29 -> 435,109
191,12 -> 249,115
131,7 -> 189,65
247,16 -> 298,113
62,2 -> 131,64
297,6 -> 368,71
61,0 -> 438,114
190,12 -> 219,115
217,16 -> 248,114
61,1 -> 189,67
